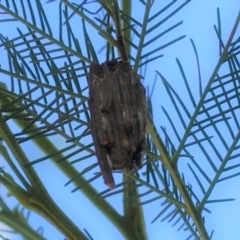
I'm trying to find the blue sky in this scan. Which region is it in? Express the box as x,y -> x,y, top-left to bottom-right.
0,1 -> 240,240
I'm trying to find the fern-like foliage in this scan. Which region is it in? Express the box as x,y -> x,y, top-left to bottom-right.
0,1 -> 239,240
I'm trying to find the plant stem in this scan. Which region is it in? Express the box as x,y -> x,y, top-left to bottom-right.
0,211 -> 47,240
147,115 -> 210,240
0,85 -> 145,240
0,114 -> 88,240
121,1 -> 147,239
123,176 -> 148,240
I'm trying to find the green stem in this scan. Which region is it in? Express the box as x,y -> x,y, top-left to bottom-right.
112,0 -> 128,60
123,176 -> 148,240
0,114 -> 88,240
134,0 -> 152,72
61,0 -> 117,47
0,85 -> 144,240
147,115 -> 209,240
0,211 -> 47,240
121,0 -> 131,57
120,1 -> 147,239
